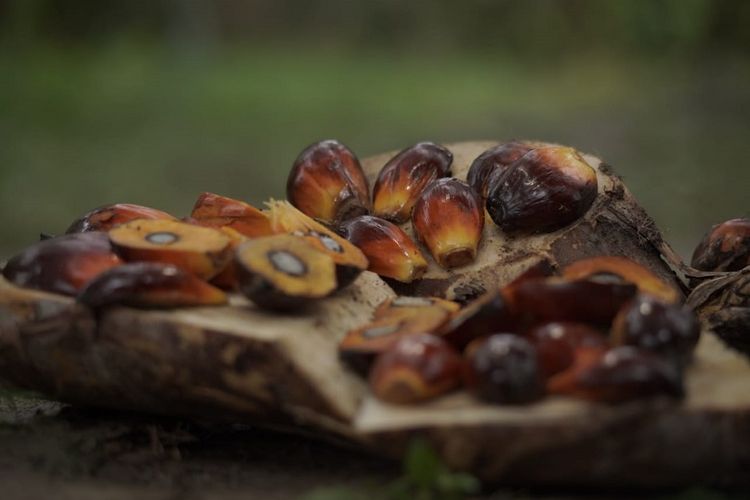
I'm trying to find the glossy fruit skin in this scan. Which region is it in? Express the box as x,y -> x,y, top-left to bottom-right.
439,291 -> 517,349
2,232 -> 122,296
611,295 -> 700,366
549,346 -> 684,403
286,140 -> 370,224
77,262 -> 227,308
66,203 -> 176,233
339,215 -> 428,283
467,141 -> 541,200
190,192 -> 273,238
412,178 -> 484,269
526,322 -> 607,378
372,142 -> 453,223
464,334 -> 544,404
507,277 -> 637,327
691,218 -> 750,272
486,146 -> 598,234
563,256 -> 680,304
369,334 -> 464,405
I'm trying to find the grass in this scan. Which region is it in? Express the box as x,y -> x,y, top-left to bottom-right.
1,43 -> 749,257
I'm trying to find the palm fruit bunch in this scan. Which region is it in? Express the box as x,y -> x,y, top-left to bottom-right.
3,139 -> 748,407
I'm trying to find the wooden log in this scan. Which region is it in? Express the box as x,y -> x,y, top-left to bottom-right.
0,142 -> 748,487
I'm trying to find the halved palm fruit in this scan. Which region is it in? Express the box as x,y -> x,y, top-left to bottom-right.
562,256 -> 680,303
339,301 -> 455,374
372,142 -> 453,223
66,203 -> 176,233
266,200 -> 368,287
339,215 -> 428,283
210,227 -> 250,290
109,219 -> 232,280
286,139 -> 370,224
235,234 -> 337,311
2,232 -> 122,296
373,295 -> 460,319
78,262 -> 227,308
190,192 -> 273,238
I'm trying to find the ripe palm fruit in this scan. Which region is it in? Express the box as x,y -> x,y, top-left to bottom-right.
464,334 -> 544,405
190,192 -> 273,238
369,334 -> 464,405
412,178 -> 484,269
563,256 -> 681,304
339,298 -> 457,374
547,346 -> 684,403
235,234 -> 337,311
109,219 -> 232,280
526,322 -> 607,379
2,232 -> 122,296
372,141 -> 453,223
691,218 -> 750,272
266,200 -> 368,287
466,141 -> 545,200
339,215 -> 428,283
66,203 -> 176,233
78,262 -> 227,308
486,146 -> 598,234
286,139 -> 370,224
439,290 -> 517,349
506,276 -> 637,327
611,295 -> 700,367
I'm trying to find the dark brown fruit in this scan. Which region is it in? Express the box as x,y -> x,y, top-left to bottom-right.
109,219 -> 232,280
369,334 -> 464,405
507,277 -> 637,326
563,256 -> 680,303
286,139 -> 370,224
2,232 -> 122,296
464,334 -> 544,404
526,322 -> 607,378
412,178 -> 484,269
266,200 -> 368,287
691,218 -> 750,272
190,192 -> 273,238
339,215 -> 428,283
439,291 -> 517,349
235,234 -> 337,311
339,300 -> 456,374
611,295 -> 700,366
486,146 -> 598,234
66,203 -> 176,233
372,142 -> 453,223
77,262 -> 227,308
548,346 -> 684,403
466,141 -> 544,200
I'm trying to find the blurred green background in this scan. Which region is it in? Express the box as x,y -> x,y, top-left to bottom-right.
1,0 -> 749,258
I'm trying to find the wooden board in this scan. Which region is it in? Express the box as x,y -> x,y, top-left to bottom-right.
1,142 -> 749,487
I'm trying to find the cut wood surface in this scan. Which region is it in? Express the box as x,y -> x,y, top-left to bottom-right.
1,142 -> 748,487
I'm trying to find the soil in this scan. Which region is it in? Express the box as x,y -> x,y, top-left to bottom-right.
0,390 -> 396,500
